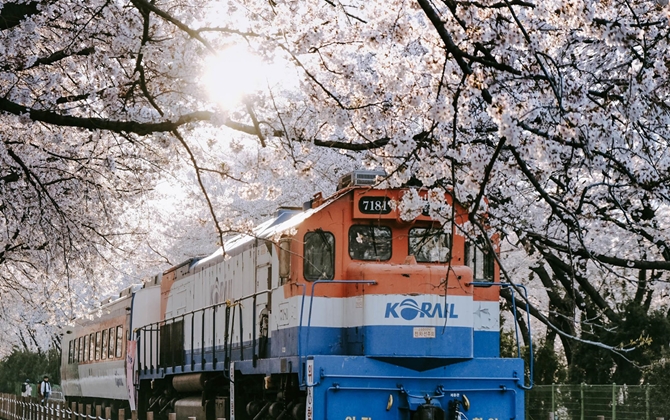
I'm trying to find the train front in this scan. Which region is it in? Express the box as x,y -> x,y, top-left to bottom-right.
288,181 -> 525,420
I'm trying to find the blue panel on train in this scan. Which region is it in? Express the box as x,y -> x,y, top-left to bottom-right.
362,325 -> 473,358
306,355 -> 525,420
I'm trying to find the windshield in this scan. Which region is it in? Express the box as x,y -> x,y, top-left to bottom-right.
408,227 -> 450,263
348,225 -> 392,261
304,230 -> 335,280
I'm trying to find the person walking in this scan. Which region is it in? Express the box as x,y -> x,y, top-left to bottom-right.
20,379 -> 31,398
38,375 -> 51,405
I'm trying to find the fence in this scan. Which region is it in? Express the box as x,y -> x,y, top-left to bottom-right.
0,394 -> 135,420
527,384 -> 670,420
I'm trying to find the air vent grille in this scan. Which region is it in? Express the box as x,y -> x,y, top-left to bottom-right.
337,170 -> 386,190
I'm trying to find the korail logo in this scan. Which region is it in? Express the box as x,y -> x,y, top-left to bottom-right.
385,298 -> 459,320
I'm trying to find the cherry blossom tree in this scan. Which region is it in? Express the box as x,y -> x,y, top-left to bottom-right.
2,0 -> 670,380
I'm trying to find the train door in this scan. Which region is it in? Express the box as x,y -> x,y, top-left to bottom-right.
161,285 -> 186,368
255,241 -> 272,360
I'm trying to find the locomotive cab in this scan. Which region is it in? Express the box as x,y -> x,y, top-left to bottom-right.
275,182 -> 497,362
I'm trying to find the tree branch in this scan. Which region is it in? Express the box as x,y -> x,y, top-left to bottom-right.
313,137 -> 390,150
416,0 -> 473,75
21,47 -> 96,71
129,0 -> 216,53
0,97 -> 213,134
526,231 -> 670,270
0,2 -> 39,31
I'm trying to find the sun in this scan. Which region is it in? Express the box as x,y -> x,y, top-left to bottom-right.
201,44 -> 297,109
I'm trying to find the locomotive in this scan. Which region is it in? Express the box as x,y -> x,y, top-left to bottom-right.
61,170 -> 527,420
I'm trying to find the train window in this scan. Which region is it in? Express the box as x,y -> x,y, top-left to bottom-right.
78,337 -> 83,362
465,239 -> 495,281
116,326 -> 124,358
101,329 -> 108,360
95,331 -> 101,360
348,225 -> 392,261
278,236 -> 291,282
89,333 -> 94,361
83,335 -> 88,362
74,338 -> 79,363
408,228 -> 450,263
108,327 -> 115,358
68,340 -> 73,364
303,230 -> 335,281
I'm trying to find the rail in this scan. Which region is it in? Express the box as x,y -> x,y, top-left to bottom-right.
299,279 -> 377,387
135,279 -> 378,387
470,281 -> 534,390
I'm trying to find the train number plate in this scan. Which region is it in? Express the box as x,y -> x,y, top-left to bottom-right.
413,327 -> 436,338
358,196 -> 392,214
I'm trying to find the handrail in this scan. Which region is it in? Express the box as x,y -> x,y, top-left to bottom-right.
158,288 -> 273,326
294,283 -> 306,385
136,288 -> 273,377
136,279 -> 392,387
238,300 -> 244,361
470,281 -> 534,390
298,279 -> 377,387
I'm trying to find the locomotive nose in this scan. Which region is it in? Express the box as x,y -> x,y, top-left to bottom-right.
346,262 -> 475,368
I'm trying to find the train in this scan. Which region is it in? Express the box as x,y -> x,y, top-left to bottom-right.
61,170 -> 528,420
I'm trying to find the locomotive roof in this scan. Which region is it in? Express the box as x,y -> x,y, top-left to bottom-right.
192,189 -> 349,269
177,184 -> 464,275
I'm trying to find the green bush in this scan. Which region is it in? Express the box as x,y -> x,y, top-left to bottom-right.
0,348 -> 60,394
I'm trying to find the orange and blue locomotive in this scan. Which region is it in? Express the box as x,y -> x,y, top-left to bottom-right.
61,171 -> 528,420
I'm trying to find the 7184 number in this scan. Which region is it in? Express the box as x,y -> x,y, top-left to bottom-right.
358,197 -> 391,214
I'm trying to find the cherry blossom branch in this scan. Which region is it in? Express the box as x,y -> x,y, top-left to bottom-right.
6,47 -> 96,72
537,244 -> 621,323
502,146 -> 670,272
195,27 -> 261,37
0,2 -> 40,31
416,0 -> 473,75
501,0 -> 564,109
499,288 -> 639,359
596,211 -> 670,261
530,262 -> 582,318
313,137 -> 390,150
129,0 -> 216,53
323,0 -> 367,23
469,217 -> 638,359
517,120 -> 670,193
280,46 -> 385,111
525,231 -> 670,270
246,102 -> 267,147
457,0 -> 535,8
122,12 -> 231,250
1,94 -> 391,151
171,130 -> 228,248
508,145 -> 580,228
6,148 -> 65,225
470,136 -> 506,215
0,97 -> 214,134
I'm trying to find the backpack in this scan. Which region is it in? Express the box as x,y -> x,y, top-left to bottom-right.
21,383 -> 26,392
